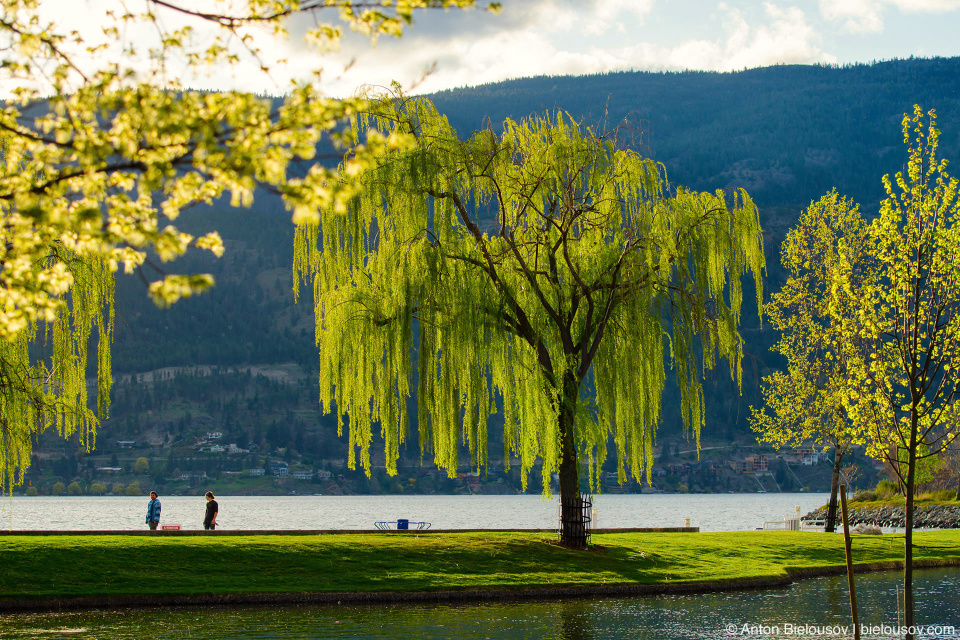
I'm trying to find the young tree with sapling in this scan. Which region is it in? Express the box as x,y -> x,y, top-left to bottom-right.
294,96 -> 765,547
838,106 -> 960,638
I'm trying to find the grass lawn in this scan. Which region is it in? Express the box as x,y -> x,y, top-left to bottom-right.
1,530 -> 958,601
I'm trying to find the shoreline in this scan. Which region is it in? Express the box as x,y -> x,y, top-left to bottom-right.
804,503 -> 960,529
0,526 -> 698,536
3,559 -> 959,613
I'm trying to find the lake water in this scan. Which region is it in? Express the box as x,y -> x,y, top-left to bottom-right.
0,493 -> 830,532
1,568 -> 957,639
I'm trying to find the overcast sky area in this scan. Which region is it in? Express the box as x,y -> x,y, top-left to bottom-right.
26,0 -> 960,97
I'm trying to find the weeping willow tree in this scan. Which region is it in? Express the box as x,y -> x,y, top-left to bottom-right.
294,97 -> 765,546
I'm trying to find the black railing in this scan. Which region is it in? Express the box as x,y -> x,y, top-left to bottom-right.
558,493 -> 592,549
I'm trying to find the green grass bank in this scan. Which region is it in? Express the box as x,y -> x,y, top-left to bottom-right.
1,530 -> 959,610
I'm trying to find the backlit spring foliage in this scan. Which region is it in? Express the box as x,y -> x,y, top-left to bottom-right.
0,0 -> 495,490
750,190 -> 874,454
295,97 -> 765,492
0,249 -> 113,490
750,107 -> 960,632
840,107 -> 960,467
843,106 -> 960,637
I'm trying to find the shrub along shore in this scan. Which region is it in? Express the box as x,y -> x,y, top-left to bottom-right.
1,530 -> 959,611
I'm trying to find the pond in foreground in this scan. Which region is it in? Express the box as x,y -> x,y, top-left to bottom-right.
2,568 -> 958,639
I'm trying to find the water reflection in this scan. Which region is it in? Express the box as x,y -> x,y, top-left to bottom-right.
2,569 -> 958,639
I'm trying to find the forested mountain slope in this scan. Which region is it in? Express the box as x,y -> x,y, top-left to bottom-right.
84,57 -> 960,483
432,58 -> 960,213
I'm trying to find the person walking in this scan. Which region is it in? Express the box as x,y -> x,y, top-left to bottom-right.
146,491 -> 161,530
203,491 -> 219,530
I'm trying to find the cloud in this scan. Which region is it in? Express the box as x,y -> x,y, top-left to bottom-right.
302,1 -> 837,96
562,0 -> 657,36
284,0 -> 659,95
719,3 -> 831,70
578,3 -> 834,75
820,0 -> 960,33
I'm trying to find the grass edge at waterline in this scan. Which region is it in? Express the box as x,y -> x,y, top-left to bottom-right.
0,530 -> 958,611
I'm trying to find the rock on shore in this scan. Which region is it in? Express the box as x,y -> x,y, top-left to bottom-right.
803,503 -> 960,529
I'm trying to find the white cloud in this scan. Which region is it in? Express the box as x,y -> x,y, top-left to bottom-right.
723,3 -> 829,70
570,0 -> 657,36
820,0 -> 960,33
597,3 -> 834,73
318,1 -> 835,95
889,0 -> 960,10
19,0 -> 959,99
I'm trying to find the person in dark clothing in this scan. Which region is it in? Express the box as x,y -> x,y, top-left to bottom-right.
146,491 -> 161,530
203,491 -> 218,530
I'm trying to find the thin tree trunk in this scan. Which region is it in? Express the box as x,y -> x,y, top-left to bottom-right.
557,372 -> 585,549
825,448 -> 843,533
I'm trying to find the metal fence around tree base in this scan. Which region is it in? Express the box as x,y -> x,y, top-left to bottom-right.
558,493 -> 592,548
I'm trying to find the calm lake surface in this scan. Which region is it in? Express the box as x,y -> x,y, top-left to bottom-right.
1,568 -> 958,639
0,493 -> 830,531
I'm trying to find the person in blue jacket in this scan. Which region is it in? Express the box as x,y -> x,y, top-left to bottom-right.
146,491 -> 161,530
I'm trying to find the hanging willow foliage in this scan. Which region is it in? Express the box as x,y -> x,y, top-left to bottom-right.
0,246 -> 114,492
295,96 -> 765,494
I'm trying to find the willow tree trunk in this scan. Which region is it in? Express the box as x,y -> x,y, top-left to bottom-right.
825,448 -> 844,533
557,372 -> 586,549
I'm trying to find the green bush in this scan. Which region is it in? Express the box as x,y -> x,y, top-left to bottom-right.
51,481 -> 65,495
875,479 -> 899,499
67,481 -> 82,495
853,490 -> 876,502
931,489 -> 957,501
25,486 -> 38,496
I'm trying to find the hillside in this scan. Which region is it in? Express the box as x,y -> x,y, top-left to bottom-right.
27,57 -> 960,496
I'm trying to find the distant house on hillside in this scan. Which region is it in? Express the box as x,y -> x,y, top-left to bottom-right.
729,460 -> 750,474
292,470 -> 314,480
249,468 -> 265,476
116,440 -> 136,448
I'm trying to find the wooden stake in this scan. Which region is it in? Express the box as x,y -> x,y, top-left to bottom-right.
840,484 -> 860,640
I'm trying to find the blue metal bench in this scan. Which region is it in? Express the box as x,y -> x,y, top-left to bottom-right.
374,519 -> 431,530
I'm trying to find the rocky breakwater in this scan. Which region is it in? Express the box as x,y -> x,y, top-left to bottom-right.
803,503 -> 960,529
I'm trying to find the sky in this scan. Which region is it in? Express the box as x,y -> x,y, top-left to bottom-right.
23,0 -> 960,97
